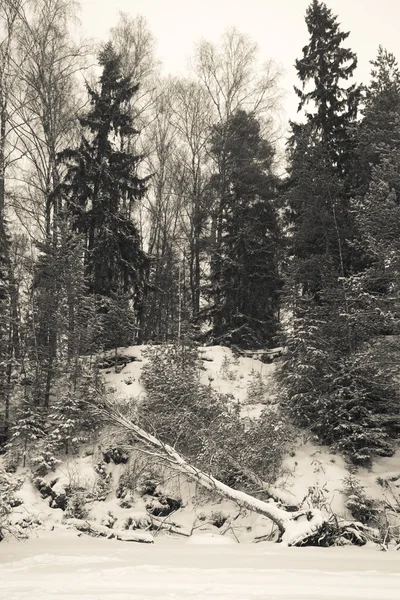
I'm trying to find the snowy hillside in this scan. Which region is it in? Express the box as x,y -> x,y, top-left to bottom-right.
2,344 -> 400,599
2,344 -> 399,550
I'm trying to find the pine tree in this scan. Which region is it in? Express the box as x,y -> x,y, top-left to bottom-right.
48,386 -> 85,456
59,43 -> 147,305
207,110 -> 281,348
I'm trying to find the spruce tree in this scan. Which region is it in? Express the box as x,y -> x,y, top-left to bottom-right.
207,110 -> 281,348
357,47 -> 400,193
279,3 -> 400,465
294,0 -> 360,172
287,1 -> 361,294
59,43 -> 147,308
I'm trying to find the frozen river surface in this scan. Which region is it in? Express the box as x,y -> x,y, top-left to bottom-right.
1,532 -> 399,600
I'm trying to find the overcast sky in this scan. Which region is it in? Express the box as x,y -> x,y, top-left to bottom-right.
79,0 -> 400,122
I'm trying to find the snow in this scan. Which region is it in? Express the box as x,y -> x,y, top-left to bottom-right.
100,346 -> 147,401
101,345 -> 400,516
1,532 -> 399,599
2,343 -> 400,598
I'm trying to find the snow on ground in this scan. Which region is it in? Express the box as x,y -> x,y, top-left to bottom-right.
7,344 -> 399,539
101,346 -> 148,401
1,531 -> 399,600
102,345 -> 278,409
101,345 -> 400,514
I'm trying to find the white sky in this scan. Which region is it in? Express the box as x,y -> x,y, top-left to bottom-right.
79,0 -> 400,122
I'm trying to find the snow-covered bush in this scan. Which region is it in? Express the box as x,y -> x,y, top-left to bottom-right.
343,475 -> 380,524
31,441 -> 61,477
140,343 -> 293,490
0,470 -> 23,541
92,462 -> 112,501
246,369 -> 268,404
65,491 -> 89,520
101,511 -> 117,529
116,456 -> 160,499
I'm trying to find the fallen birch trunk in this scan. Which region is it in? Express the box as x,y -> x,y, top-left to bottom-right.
90,398 -> 328,546
67,518 -> 154,543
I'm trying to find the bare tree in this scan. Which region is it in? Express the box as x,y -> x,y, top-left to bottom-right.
140,86 -> 188,341
0,0 -> 26,226
168,78 -> 213,317
12,0 -> 88,236
193,27 -> 282,127
8,0 -> 88,407
110,12 -> 160,149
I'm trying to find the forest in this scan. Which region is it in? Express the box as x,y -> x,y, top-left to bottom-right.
1,0 -> 400,559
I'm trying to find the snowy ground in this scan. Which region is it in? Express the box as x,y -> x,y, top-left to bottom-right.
1,531 -> 399,600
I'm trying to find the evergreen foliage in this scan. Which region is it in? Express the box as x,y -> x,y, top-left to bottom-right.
207,109 -> 281,348
294,0 -> 360,171
357,47 -> 400,191
281,2 -> 400,465
280,293 -> 400,465
0,221 -> 11,440
59,43 -> 147,302
7,401 -> 44,468
101,293 -> 138,354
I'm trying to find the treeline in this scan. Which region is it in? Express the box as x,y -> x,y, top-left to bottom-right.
1,0 -> 400,466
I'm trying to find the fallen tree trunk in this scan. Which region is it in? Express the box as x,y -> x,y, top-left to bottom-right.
90,398 -> 327,546
66,518 -> 154,543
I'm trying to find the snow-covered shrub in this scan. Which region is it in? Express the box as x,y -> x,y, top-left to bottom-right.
31,439 -> 61,476
0,470 -> 23,541
140,343 -> 238,469
279,303 -> 400,466
140,343 -> 293,490
5,402 -> 44,468
116,456 -> 160,499
213,406 -> 295,487
65,491 -> 88,520
92,462 -> 112,501
246,369 -> 268,404
101,511 -> 117,529
343,475 -> 380,524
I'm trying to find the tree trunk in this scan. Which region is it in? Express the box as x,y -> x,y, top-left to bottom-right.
94,399 -> 327,545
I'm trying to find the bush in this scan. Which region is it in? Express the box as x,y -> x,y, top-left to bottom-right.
65,491 -> 89,520
0,470 -> 23,541
343,475 -> 380,524
140,343 -> 293,490
246,369 -> 268,404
